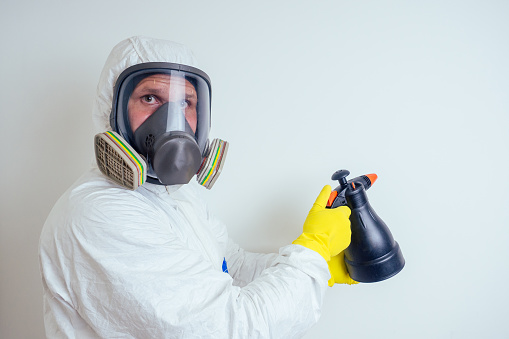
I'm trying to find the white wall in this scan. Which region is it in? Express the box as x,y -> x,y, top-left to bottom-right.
1,1 -> 508,338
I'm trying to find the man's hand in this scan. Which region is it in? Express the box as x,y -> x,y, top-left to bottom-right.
293,185 -> 352,262
328,252 -> 358,286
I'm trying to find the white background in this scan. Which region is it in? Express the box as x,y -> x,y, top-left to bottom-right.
1,1 -> 508,338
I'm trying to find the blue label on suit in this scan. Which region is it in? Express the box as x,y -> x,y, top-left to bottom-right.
222,258 -> 228,273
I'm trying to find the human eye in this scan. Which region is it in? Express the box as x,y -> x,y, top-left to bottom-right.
142,95 -> 159,104
180,99 -> 190,109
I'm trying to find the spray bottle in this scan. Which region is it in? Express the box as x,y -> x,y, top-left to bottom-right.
327,169 -> 405,283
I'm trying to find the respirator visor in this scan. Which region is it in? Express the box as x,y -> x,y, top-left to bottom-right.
113,64 -> 211,157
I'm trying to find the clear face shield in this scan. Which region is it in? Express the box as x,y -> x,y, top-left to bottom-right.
116,69 -> 211,157
95,63 -> 228,189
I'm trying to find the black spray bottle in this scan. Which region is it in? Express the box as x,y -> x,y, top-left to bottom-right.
327,169 -> 405,283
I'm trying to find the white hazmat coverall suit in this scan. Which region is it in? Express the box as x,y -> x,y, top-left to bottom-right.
39,36 -> 331,338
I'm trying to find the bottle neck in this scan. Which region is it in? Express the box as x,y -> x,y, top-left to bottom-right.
345,184 -> 368,209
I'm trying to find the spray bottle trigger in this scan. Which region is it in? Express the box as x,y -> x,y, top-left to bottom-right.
327,190 -> 338,208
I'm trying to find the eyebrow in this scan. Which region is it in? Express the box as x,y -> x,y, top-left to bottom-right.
137,87 -> 166,95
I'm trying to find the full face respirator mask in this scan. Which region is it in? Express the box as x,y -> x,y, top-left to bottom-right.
94,62 -> 228,190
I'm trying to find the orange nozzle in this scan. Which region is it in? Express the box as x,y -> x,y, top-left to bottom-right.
366,173 -> 378,186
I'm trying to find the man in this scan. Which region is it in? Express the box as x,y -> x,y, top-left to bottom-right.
39,36 -> 355,338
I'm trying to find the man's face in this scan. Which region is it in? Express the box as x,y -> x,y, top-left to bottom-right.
127,74 -> 198,133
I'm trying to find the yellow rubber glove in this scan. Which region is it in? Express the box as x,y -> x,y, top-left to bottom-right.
293,185 -> 352,262
328,251 -> 358,286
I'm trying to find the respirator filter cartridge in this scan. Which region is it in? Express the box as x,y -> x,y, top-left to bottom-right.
94,131 -> 147,190
197,138 -> 229,189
